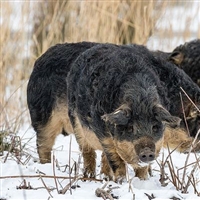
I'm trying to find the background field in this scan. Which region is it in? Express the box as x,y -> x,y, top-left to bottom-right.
1,0 -> 199,133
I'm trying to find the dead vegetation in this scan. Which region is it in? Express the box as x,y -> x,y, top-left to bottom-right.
156,140 -> 200,196
1,129 -> 200,199
1,0 -> 198,135
156,90 -> 200,196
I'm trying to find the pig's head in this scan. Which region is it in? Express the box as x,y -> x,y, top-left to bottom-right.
102,103 -> 181,167
169,39 -> 200,67
169,39 -> 200,86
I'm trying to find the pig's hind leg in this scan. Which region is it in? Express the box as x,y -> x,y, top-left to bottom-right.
37,102 -> 73,163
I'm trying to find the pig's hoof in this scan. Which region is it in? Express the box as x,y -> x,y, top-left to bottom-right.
83,169 -> 96,180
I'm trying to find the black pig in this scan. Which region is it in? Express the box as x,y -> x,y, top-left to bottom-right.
27,42 -> 200,181
169,39 -> 200,87
67,43 -> 181,181
27,42 -> 97,163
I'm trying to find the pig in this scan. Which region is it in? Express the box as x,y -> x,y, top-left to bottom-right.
169,39 -> 200,87
67,43 -> 181,181
27,42 -> 200,182
27,42 -> 97,163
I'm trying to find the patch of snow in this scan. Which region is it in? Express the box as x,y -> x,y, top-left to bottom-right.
1,125 -> 200,200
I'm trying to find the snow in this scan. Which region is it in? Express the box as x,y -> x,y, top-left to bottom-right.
147,2 -> 200,51
1,124 -> 200,200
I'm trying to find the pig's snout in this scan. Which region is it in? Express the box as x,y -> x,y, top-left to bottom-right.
139,147 -> 155,163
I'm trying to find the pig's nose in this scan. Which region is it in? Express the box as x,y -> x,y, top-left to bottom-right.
139,147 -> 155,163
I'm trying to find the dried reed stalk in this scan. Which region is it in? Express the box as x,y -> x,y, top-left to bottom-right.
1,0 -> 197,134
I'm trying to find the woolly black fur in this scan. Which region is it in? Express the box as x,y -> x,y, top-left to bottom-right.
27,42 -> 97,131
170,39 -> 200,87
67,43 -> 182,141
68,43 -> 200,138
27,41 -> 200,168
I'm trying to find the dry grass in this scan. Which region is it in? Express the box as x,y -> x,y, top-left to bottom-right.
156,140 -> 200,196
0,2 -> 32,133
0,0 -> 199,152
31,0 -> 166,55
1,0 -> 163,133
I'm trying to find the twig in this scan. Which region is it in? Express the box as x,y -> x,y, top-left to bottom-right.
178,159 -> 200,171
95,188 -> 114,200
59,176 -> 80,194
58,135 -> 80,195
162,134 -> 200,194
167,145 -> 177,188
166,161 -> 176,189
16,179 -> 33,190
128,183 -> 135,200
179,92 -> 190,136
0,174 -> 103,182
75,154 -> 82,177
39,175 -> 53,198
180,129 -> 200,191
189,174 -> 200,195
144,193 -> 155,200
157,144 -> 181,187
126,165 -> 135,200
156,152 -> 168,187
68,135 -> 72,195
180,87 -> 200,113
183,161 -> 199,193
3,136 -> 19,163
52,154 -> 59,193
95,182 -> 114,200
15,153 -> 31,165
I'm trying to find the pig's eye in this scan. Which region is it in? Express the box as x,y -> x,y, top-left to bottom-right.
127,126 -> 133,132
152,124 -> 159,133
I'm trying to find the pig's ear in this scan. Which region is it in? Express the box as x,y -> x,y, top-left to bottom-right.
154,105 -> 181,128
169,51 -> 183,65
101,104 -> 131,125
184,102 -> 200,120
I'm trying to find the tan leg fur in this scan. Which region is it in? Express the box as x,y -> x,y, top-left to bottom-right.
37,100 -> 73,163
73,115 -> 103,178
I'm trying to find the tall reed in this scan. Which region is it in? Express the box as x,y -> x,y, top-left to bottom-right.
0,0 -> 199,133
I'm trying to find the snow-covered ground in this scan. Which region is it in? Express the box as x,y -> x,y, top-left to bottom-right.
1,124 -> 200,200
